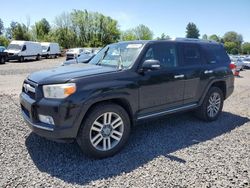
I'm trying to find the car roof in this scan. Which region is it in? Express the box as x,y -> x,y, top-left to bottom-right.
116,38 -> 220,46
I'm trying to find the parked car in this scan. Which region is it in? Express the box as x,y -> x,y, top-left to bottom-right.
62,51 -> 95,66
20,39 -> 234,158
230,57 -> 244,71
41,42 -> 60,58
0,46 -> 6,52
0,51 -> 8,64
5,41 -> 42,62
242,57 -> 250,69
66,48 -> 86,60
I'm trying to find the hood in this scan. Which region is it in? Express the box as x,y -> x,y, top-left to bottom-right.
5,49 -> 21,54
28,63 -> 117,85
62,59 -> 77,66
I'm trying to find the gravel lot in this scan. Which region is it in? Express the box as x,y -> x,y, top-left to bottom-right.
0,58 -> 249,187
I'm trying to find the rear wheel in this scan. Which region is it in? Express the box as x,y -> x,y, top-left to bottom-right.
77,103 -> 131,158
19,56 -> 24,62
195,87 -> 224,121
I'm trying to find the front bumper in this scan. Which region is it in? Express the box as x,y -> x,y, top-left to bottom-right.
20,92 -> 82,139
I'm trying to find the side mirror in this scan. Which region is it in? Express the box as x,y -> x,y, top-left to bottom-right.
142,59 -> 161,71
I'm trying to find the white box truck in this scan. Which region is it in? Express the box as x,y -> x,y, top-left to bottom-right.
41,42 -> 60,58
5,40 -> 42,62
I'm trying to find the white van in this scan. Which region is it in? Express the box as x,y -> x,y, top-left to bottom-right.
5,40 -> 42,62
66,48 -> 86,60
41,42 -> 60,58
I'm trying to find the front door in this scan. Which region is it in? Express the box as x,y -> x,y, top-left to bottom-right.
138,43 -> 185,116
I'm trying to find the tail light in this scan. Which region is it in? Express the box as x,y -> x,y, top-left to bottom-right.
229,63 -> 236,70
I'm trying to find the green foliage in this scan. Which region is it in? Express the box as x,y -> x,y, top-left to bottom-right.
242,42 -> 250,54
35,18 -> 50,41
186,22 -> 200,39
0,18 -> 4,35
12,23 -> 31,41
223,31 -> 243,44
202,34 -> 208,40
121,24 -> 153,41
133,24 -> 153,40
0,36 -> 9,47
156,33 -> 170,40
121,29 -> 137,41
209,34 -> 220,42
224,42 -> 238,54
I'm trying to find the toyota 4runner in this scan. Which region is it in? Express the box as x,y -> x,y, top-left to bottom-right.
20,39 -> 234,158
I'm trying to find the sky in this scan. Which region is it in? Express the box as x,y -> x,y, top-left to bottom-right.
0,0 -> 250,41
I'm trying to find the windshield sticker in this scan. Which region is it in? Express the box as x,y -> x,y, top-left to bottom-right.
126,44 -> 142,49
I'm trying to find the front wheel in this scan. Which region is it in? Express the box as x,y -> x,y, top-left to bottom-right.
77,103 -> 131,158
0,56 -> 5,64
195,87 -> 224,121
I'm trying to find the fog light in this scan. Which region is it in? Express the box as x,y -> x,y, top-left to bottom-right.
38,114 -> 55,125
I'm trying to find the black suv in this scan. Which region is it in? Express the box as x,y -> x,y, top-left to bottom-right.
20,39 -> 234,158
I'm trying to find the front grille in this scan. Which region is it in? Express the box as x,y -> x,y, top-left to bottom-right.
8,53 -> 14,56
23,80 -> 37,100
67,54 -> 75,59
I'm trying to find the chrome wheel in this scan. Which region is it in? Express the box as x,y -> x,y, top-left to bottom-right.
90,112 -> 124,151
207,92 -> 221,118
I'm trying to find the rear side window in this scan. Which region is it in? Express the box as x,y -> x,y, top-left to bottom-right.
181,45 -> 201,65
202,44 -> 230,64
143,43 -> 178,68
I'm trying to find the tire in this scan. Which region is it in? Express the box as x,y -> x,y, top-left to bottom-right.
77,103 -> 131,158
36,54 -> 41,61
0,56 -> 5,64
19,56 -> 24,62
195,87 -> 224,122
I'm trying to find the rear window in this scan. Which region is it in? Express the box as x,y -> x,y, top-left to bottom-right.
183,46 -> 201,65
202,44 -> 230,64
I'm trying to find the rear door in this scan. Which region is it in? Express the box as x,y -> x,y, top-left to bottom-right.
179,43 -> 204,104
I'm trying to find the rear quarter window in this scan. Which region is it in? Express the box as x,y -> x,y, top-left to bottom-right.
202,44 -> 230,64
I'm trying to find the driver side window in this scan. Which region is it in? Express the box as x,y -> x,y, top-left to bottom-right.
143,44 -> 177,68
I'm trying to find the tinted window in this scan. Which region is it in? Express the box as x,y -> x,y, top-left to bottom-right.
143,43 -> 177,68
182,45 -> 201,65
202,44 -> 230,64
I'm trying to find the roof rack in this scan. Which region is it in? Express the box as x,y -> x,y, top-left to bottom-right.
173,37 -> 217,43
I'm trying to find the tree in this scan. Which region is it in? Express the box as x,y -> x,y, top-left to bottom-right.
121,24 -> 153,41
133,24 -> 153,40
0,36 -> 9,47
186,22 -> 200,39
0,18 -> 4,35
121,29 -> 137,41
223,31 -> 243,44
209,34 -> 220,42
202,34 -> 208,40
242,42 -> 250,54
156,33 -> 171,40
35,18 -> 51,41
12,23 -> 31,41
224,42 -> 238,54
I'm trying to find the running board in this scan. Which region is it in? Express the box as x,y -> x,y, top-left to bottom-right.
137,103 -> 198,120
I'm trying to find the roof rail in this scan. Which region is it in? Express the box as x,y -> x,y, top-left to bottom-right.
173,37 -> 216,43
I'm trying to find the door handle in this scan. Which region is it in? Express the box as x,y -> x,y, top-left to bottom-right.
204,70 -> 213,74
174,74 -> 184,79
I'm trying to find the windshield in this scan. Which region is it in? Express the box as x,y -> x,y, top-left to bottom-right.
7,44 -> 22,50
42,46 -> 48,51
89,43 -> 144,69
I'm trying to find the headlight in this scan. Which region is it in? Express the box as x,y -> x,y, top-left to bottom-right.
43,83 -> 76,99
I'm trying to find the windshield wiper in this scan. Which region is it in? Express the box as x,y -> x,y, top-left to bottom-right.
97,47 -> 109,65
